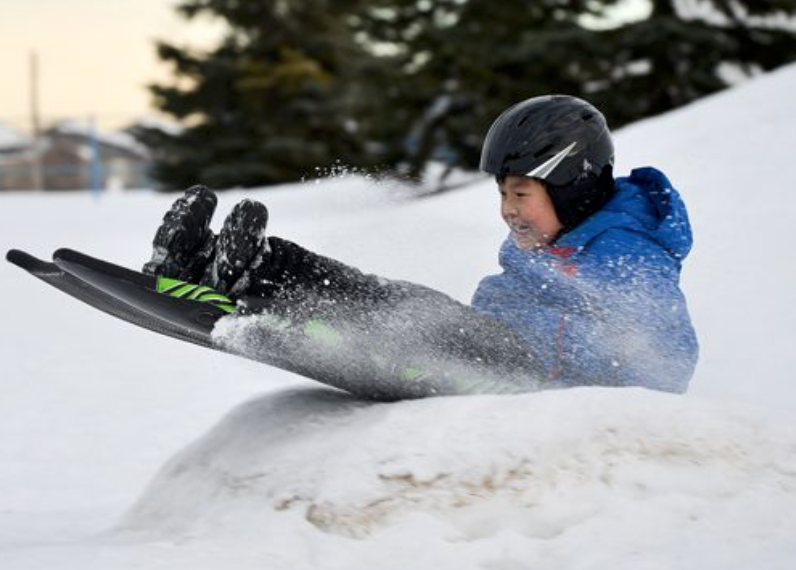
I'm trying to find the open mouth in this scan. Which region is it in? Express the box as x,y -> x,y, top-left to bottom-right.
508,220 -> 534,236
506,219 -> 550,249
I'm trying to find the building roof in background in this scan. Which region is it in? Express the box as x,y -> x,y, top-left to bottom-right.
0,122 -> 33,152
48,119 -> 149,157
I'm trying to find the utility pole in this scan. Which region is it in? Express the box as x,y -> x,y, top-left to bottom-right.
29,51 -> 44,190
88,115 -> 103,195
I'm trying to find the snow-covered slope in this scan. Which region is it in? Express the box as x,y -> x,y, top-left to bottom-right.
2,62 -> 796,569
118,388 -> 796,570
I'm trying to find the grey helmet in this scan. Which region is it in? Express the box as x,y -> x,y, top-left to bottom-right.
480,95 -> 615,231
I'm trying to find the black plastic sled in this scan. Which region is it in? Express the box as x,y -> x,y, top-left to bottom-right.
7,248 -> 543,400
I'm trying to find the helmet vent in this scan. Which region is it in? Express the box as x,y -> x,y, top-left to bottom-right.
581,112 -> 594,121
533,144 -> 553,158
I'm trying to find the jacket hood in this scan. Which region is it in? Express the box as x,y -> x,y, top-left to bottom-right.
556,166 -> 694,262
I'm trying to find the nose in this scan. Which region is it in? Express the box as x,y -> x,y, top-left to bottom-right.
502,194 -> 518,218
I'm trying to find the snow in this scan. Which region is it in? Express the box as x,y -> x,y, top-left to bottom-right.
2,62 -> 796,569
120,389 -> 796,562
50,118 -> 149,156
0,122 -> 32,152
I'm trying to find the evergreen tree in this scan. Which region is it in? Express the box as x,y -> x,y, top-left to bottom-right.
356,0 -> 610,179
586,0 -> 796,126
142,0 -> 796,190
141,0 -> 400,189
357,0 -> 796,177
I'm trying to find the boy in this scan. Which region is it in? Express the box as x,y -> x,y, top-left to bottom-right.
144,95 -> 697,397
474,95 -> 697,392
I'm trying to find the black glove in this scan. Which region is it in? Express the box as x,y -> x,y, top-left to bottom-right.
143,186 -> 268,297
143,185 -> 218,282
144,186 -> 386,307
201,198 -> 269,296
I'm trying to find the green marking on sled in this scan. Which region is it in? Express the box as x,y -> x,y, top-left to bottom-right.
157,276 -> 185,294
400,367 -> 425,382
188,285 -> 213,300
157,276 -> 236,314
304,319 -> 341,345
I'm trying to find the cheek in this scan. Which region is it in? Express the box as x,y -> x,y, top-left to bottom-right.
516,199 -> 541,222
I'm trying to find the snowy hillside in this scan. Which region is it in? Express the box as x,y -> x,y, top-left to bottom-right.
2,63 -> 796,569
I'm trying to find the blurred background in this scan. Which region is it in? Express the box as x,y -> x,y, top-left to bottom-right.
1,0 -> 795,193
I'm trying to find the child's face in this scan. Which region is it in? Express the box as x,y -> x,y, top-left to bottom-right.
499,176 -> 563,250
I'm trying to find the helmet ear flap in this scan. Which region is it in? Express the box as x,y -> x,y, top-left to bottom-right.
547,164 -> 615,232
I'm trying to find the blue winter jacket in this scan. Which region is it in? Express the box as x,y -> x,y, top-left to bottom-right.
471,167 -> 698,393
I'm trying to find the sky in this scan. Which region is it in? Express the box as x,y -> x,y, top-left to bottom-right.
0,0 -> 225,130
0,0 -> 651,132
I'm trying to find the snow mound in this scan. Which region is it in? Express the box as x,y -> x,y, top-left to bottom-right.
120,387 -> 796,559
